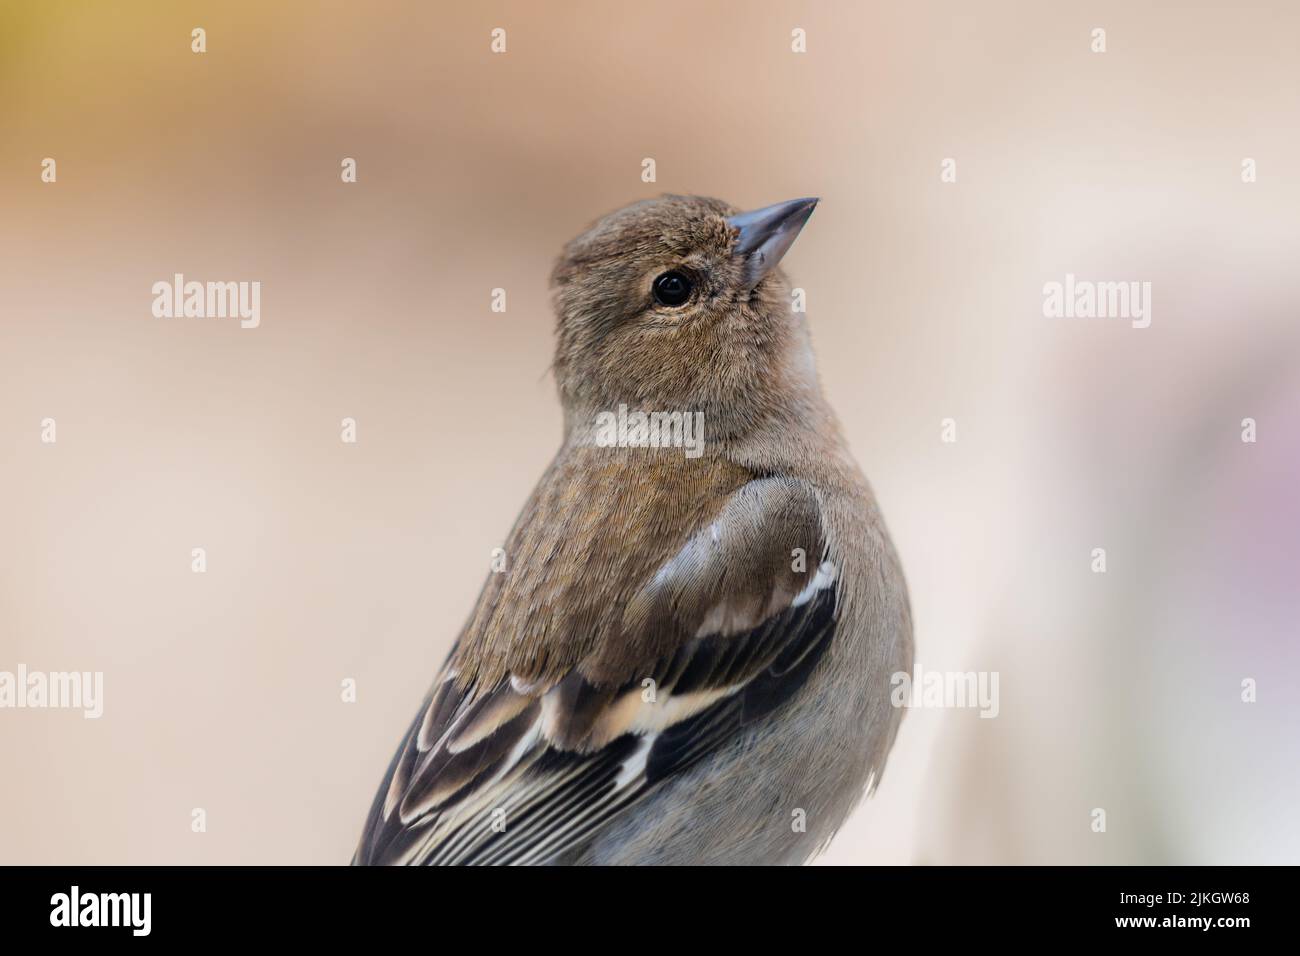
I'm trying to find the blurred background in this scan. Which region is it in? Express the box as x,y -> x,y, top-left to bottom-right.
1,1 -> 1296,864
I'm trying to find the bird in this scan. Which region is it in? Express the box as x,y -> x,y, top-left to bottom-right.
353,195 -> 913,865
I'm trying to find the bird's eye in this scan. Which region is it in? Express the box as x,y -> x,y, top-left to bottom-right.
652,270 -> 693,307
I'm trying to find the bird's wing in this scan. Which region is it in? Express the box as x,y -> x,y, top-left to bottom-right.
353,476 -> 837,866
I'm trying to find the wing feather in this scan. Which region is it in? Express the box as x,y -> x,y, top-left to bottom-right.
353,477 -> 839,866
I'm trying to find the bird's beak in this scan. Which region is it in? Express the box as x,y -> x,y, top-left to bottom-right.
726,197 -> 819,290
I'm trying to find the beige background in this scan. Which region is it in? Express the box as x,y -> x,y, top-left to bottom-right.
1,1 -> 1297,864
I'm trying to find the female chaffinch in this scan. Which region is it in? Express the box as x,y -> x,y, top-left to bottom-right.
354,196 -> 912,865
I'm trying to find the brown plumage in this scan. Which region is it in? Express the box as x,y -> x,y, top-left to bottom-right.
354,195 -> 912,865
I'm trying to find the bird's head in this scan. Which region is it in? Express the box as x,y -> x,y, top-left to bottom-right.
550,194 -> 821,440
